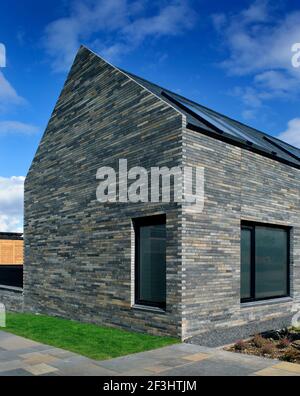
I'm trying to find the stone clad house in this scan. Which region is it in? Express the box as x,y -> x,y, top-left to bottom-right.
20,46 -> 300,343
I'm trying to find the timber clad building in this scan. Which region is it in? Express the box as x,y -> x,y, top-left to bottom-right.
0,233 -> 23,289
2,46 -> 299,344
0,233 -> 23,265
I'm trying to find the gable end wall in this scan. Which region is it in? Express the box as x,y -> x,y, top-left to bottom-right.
24,47 -> 184,338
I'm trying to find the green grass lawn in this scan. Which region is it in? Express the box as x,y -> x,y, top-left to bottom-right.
1,313 -> 179,360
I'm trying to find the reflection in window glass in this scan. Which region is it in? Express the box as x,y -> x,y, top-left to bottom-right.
135,218 -> 166,308
240,223 -> 289,302
241,228 -> 251,299
255,227 -> 288,299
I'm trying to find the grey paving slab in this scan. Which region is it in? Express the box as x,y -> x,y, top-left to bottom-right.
55,363 -> 118,376
213,350 -> 278,370
167,343 -> 215,354
0,335 -> 40,351
163,359 -> 257,376
96,355 -> 159,373
0,368 -> 33,376
0,332 -> 15,341
50,355 -> 92,370
0,360 -> 23,372
154,357 -> 192,368
24,363 -> 59,375
0,350 -> 21,362
130,344 -> 213,360
0,331 -> 299,376
42,348 -> 78,359
122,368 -> 156,376
39,372 -> 61,376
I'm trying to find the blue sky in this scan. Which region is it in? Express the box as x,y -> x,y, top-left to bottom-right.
0,0 -> 300,231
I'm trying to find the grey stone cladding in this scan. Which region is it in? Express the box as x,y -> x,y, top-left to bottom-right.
24,47 -> 183,338
24,46 -> 300,341
0,288 -> 23,312
182,127 -> 300,340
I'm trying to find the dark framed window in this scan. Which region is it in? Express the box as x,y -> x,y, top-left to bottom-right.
241,221 -> 290,303
0,265 -> 23,288
134,215 -> 166,309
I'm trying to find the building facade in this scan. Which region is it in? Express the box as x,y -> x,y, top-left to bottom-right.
0,233 -> 23,311
20,46 -> 299,343
0,232 -> 23,288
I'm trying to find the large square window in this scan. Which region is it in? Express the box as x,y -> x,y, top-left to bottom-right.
241,222 -> 290,303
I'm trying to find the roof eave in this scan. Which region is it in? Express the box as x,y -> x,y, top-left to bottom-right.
187,122 -> 300,170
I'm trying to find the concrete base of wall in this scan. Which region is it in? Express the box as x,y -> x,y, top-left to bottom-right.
185,315 -> 294,347
0,286 -> 23,312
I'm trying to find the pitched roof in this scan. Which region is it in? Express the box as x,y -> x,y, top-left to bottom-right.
123,70 -> 300,169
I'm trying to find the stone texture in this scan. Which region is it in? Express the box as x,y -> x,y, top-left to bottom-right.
182,352 -> 210,361
163,358 -> 255,376
20,352 -> 57,365
0,330 -> 297,376
0,335 -> 40,351
0,287 -> 23,312
181,126 -> 300,340
273,361 -> 300,374
144,365 -> 173,373
24,363 -> 58,375
187,315 -> 294,347
0,368 -> 33,376
255,367 -> 300,376
24,46 -> 300,341
24,46 -> 183,338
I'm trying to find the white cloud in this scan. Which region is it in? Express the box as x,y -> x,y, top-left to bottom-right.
277,118 -> 300,148
0,72 -> 24,109
0,121 -> 39,136
44,0 -> 197,72
215,1 -> 300,76
43,0 -> 142,71
231,86 -> 263,108
122,2 -> 196,43
0,176 -> 24,232
254,71 -> 296,95
213,1 -> 300,115
240,0 -> 269,23
242,109 -> 256,120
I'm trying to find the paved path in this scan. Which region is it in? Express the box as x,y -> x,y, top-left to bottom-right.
0,331 -> 299,376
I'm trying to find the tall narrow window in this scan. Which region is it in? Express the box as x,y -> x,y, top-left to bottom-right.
241,222 -> 290,303
241,227 -> 252,300
134,215 -> 166,309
